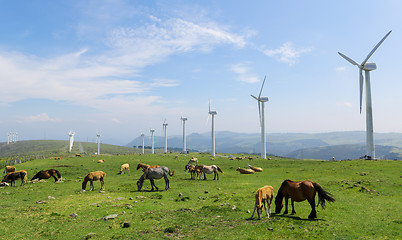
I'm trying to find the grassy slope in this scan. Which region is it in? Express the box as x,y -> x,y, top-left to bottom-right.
0,153 -> 400,239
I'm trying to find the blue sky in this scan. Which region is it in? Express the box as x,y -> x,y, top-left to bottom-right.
0,0 -> 401,145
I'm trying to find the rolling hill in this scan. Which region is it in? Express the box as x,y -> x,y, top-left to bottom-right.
127,131 -> 402,160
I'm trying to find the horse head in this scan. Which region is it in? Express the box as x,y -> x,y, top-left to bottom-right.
274,196 -> 283,214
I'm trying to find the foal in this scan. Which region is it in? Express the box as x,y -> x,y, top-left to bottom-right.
248,186 -> 274,220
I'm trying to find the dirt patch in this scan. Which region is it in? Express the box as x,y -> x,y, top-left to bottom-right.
54,165 -> 73,167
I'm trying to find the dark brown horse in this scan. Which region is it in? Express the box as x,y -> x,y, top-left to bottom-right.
31,169 -> 62,182
275,179 -> 335,219
2,170 -> 27,186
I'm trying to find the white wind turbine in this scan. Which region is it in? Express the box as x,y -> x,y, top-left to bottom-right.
251,76 -> 268,159
163,120 -> 168,154
208,100 -> 217,157
338,30 -> 392,160
181,116 -> 188,153
150,129 -> 155,154
96,131 -> 101,155
141,133 -> 145,154
68,130 -> 75,153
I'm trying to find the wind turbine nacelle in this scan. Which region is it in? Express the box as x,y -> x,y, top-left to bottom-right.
209,111 -> 217,115
363,63 -> 377,71
260,97 -> 269,102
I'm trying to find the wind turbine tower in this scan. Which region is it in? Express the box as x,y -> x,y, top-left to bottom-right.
163,121 -> 168,154
251,76 -> 269,159
150,129 -> 155,154
68,131 -> 75,153
141,133 -> 145,154
96,132 -> 101,155
181,117 -> 188,153
208,100 -> 217,157
338,30 -> 392,159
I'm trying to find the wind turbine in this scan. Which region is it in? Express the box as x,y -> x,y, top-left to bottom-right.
208,100 -> 217,157
338,30 -> 392,160
68,130 -> 75,153
96,131 -> 101,155
141,133 -> 145,154
150,129 -> 155,154
163,120 -> 168,154
251,76 -> 269,159
181,116 -> 188,153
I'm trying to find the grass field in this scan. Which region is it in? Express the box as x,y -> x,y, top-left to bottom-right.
0,153 -> 401,239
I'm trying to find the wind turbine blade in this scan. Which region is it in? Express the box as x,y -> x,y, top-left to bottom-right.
362,30 -> 392,65
258,76 -> 266,99
338,52 -> 359,66
359,68 -> 363,114
209,99 -> 211,113
251,94 -> 259,101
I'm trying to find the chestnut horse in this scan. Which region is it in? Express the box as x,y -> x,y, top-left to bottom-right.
136,163 -> 160,172
275,179 -> 335,219
81,171 -> 106,192
248,185 -> 275,220
31,169 -> 62,182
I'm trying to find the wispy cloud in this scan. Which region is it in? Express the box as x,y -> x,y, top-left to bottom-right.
336,66 -> 346,72
228,63 -> 259,83
22,113 -> 60,122
263,42 -> 312,65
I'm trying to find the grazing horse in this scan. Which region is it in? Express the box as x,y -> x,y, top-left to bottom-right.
120,164 -> 130,175
136,163 -> 160,172
248,186 -> 275,220
31,169 -> 62,182
2,170 -> 27,186
197,165 -> 223,180
81,171 -> 106,192
275,179 -> 335,219
187,157 -> 198,165
4,166 -> 16,174
137,167 -> 175,191
184,164 -> 197,179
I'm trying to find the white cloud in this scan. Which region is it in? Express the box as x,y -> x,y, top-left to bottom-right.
336,66 -> 346,72
111,118 -> 121,123
228,63 -> 259,83
23,113 -> 60,122
263,42 -> 312,65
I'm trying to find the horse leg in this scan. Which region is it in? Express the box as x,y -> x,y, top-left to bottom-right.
213,171 -> 216,180
291,200 -> 296,215
264,200 -> 269,218
150,179 -> 158,191
284,197 -> 289,214
52,174 -> 58,182
248,206 -> 257,220
203,172 -> 207,180
100,178 -> 105,190
165,176 -> 169,190
308,199 -> 317,219
216,172 -> 219,180
90,180 -> 94,191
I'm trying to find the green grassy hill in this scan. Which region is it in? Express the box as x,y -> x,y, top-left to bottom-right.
0,140 -> 143,158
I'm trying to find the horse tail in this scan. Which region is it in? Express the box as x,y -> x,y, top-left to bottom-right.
169,169 -> 175,176
54,169 -> 62,179
313,182 -> 335,209
217,166 -> 224,173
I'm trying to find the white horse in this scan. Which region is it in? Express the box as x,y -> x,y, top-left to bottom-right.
137,166 -> 175,191
196,165 -> 223,180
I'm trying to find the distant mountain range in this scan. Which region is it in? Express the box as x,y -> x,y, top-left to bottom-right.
126,131 -> 402,160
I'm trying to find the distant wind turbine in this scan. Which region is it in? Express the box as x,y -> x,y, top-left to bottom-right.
208,100 -> 217,157
251,76 -> 269,159
181,116 -> 188,153
150,129 -> 155,154
163,120 -> 168,154
96,131 -> 101,155
338,30 -> 392,159
68,131 -> 75,153
141,133 -> 145,154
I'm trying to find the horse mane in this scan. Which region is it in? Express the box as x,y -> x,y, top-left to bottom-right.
275,179 -> 292,202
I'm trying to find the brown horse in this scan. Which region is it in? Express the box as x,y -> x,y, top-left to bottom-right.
136,163 -> 160,172
196,165 -> 223,180
81,171 -> 106,192
275,179 -> 335,219
120,164 -> 130,175
2,170 -> 27,186
31,169 -> 62,182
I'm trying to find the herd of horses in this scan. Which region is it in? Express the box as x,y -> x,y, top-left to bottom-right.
1,157 -> 336,220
